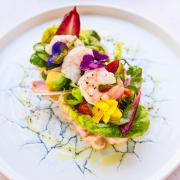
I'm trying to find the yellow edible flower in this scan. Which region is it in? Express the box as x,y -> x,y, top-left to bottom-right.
92,99 -> 122,124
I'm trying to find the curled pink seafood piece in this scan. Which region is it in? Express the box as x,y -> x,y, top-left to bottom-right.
32,81 -> 62,96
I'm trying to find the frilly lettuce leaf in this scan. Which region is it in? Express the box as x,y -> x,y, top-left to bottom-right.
60,94 -> 150,138
66,88 -> 83,105
127,66 -> 143,88
127,105 -> 150,138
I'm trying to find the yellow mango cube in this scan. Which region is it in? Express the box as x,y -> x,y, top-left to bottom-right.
108,105 -> 117,115
111,108 -> 122,121
106,99 -> 118,106
103,112 -> 110,124
93,110 -> 104,123
92,107 -> 99,115
96,100 -> 109,111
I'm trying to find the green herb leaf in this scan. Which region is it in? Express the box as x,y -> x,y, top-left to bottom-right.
67,88 -> 83,106
127,66 -> 143,88
71,88 -> 83,102
126,85 -> 138,95
66,99 -> 81,106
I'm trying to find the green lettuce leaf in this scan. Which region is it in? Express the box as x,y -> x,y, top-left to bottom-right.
127,66 -> 143,88
127,105 -> 150,138
66,88 -> 83,105
60,95 -> 150,138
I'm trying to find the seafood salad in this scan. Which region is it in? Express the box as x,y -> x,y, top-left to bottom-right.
30,7 -> 150,150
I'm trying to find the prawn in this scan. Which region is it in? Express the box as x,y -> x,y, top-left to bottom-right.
78,68 -> 124,105
61,46 -> 92,83
45,35 -> 84,55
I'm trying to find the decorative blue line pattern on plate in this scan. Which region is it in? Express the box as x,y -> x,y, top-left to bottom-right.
0,40 -> 168,175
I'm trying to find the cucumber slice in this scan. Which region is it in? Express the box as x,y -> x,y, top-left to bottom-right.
36,52 -> 49,61
30,53 -> 47,67
33,43 -> 45,52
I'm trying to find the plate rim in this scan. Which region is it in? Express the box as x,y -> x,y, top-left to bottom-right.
0,4 -> 179,180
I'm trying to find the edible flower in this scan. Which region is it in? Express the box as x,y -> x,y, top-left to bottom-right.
80,49 -> 109,71
47,41 -> 68,65
92,99 -> 122,124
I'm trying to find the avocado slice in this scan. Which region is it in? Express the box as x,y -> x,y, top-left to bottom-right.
45,71 -> 70,91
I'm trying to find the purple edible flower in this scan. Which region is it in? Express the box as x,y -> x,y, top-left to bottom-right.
47,41 -> 67,65
92,50 -> 108,61
80,50 -> 109,71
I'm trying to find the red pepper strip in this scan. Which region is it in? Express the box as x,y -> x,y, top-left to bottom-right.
122,88 -> 134,98
79,100 -> 92,115
119,88 -> 141,136
56,6 -> 80,37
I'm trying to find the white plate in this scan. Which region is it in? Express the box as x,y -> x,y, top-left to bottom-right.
0,5 -> 180,180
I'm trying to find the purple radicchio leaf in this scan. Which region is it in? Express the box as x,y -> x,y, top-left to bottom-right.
119,88 -> 141,136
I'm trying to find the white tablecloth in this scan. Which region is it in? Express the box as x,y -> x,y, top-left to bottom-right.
0,0 -> 179,179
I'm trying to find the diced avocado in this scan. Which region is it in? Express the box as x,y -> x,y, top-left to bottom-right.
45,71 -> 70,91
